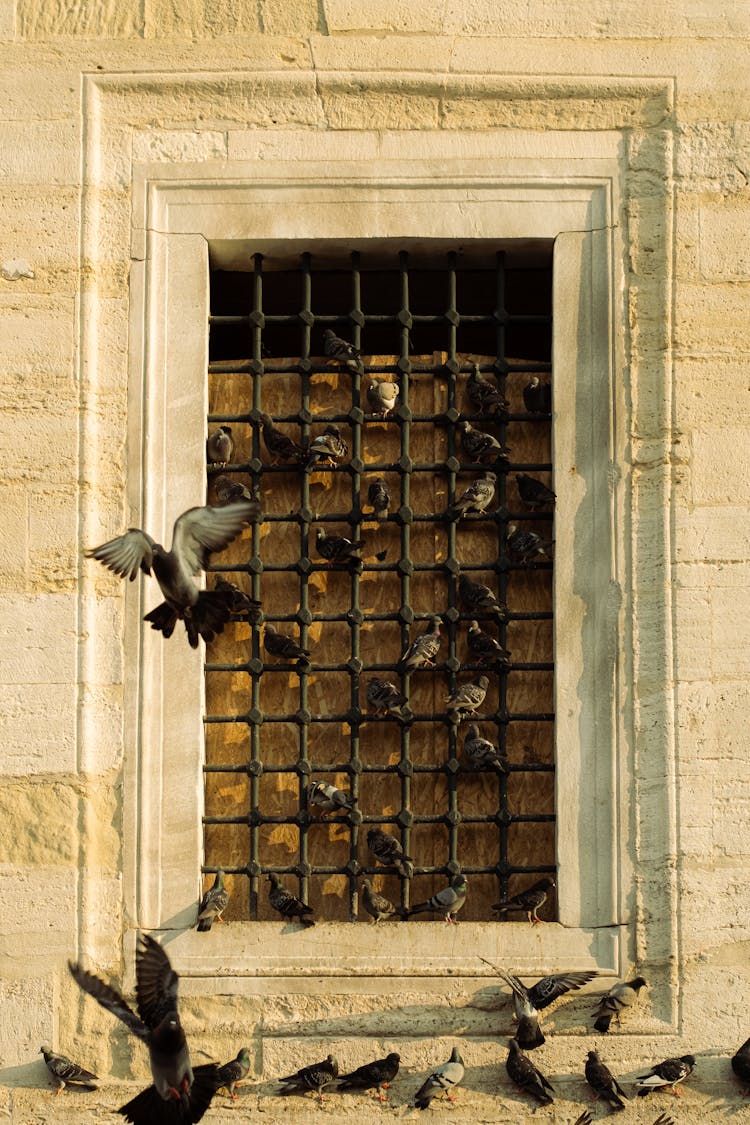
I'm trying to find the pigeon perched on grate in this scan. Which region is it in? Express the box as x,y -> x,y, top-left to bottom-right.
635,1055 -> 695,1098
486,963 -> 596,1049
458,420 -> 510,464
216,1047 -> 251,1102
523,376 -> 552,414
260,413 -> 306,464
451,473 -> 497,519
398,617 -> 441,672
446,675 -> 489,720
413,1047 -> 464,1110
213,474 -> 257,507
367,827 -> 413,878
213,577 -> 261,622
492,876 -> 555,924
732,1035 -> 750,1094
307,781 -> 354,815
592,977 -> 648,1033
367,478 -> 391,521
506,1038 -> 555,1106
507,524 -> 550,562
278,1055 -> 339,1102
85,501 -> 257,648
337,1053 -> 400,1101
408,874 -> 467,924
316,526 -> 364,566
466,365 -> 510,418
458,573 -> 508,621
467,620 -> 511,668
263,623 -> 310,664
585,1050 -> 627,1112
40,1047 -> 98,1095
206,426 -> 234,466
307,423 -> 349,468
515,472 -> 556,510
196,869 -> 229,932
366,677 -> 407,717
360,879 -> 400,924
463,723 -> 508,774
267,873 -> 315,927
323,328 -> 360,369
367,378 -> 399,417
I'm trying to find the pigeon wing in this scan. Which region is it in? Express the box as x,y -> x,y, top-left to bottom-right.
172,503 -> 255,575
529,970 -> 597,1011
68,962 -> 150,1041
85,529 -> 156,581
134,934 -> 180,1031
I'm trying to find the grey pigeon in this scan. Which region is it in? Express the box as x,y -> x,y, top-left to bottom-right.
732,1035 -> 750,1093
279,1054 -> 339,1101
585,1050 -> 627,1112
316,526 -> 363,565
466,365 -> 510,417
206,426 -> 234,466
459,420 -> 510,464
506,1038 -> 554,1105
458,573 -> 508,621
307,423 -> 348,467
451,473 -> 496,519
40,1046 -> 98,1094
488,964 -> 596,1049
408,874 -> 467,924
367,478 -> 391,521
635,1055 -> 695,1098
85,501 -> 257,648
323,328 -> 360,368
361,879 -> 399,924
367,378 -> 399,416
515,472 -> 555,510
69,933 -> 220,1123
337,1053 -> 400,1101
217,1046 -> 251,1101
463,723 -> 507,774
593,977 -> 648,1033
260,413 -> 306,464
213,577 -> 261,622
413,1047 -> 464,1110
446,675 -> 489,720
507,523 -> 549,562
307,780 -> 354,815
366,677 -> 407,716
399,617 -> 441,672
492,876 -> 555,924
467,620 -> 511,669
523,376 -> 552,414
196,869 -> 229,932
367,827 -> 413,878
264,622 -> 310,664
213,474 -> 257,506
267,873 -> 314,927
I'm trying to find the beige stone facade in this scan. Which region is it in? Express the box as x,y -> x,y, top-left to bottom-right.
1,0 -> 750,1120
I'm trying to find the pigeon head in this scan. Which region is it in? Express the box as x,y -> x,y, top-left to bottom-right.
680,1055 -> 696,1066
39,1045 -> 52,1056
465,723 -> 480,738
387,1053 -> 401,1064
477,675 -> 489,690
267,873 -> 281,887
361,878 -> 372,890
528,377 -> 540,389
485,472 -> 497,482
453,874 -> 468,891
449,1047 -> 464,1065
587,1050 -> 599,1062
507,523 -> 518,536
220,425 -> 232,436
631,976 -> 648,990
458,420 -> 471,432
237,1047 -> 251,1064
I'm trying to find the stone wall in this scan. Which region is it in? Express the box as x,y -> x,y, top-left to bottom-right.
1,0 -> 749,1120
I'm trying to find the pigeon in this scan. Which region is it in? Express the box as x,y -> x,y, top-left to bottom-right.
463,723 -> 507,773
635,1056 -> 695,1098
486,964 -> 596,1050
307,423 -> 348,468
458,573 -> 508,621
367,378 -> 399,417
413,1047 -> 464,1110
360,879 -> 399,924
507,523 -> 549,562
263,622 -> 310,664
505,1038 -> 554,1106
398,617 -> 441,672
592,977 -> 648,1033
279,1055 -> 339,1101
324,328 -> 360,368
216,1046 -> 251,1101
408,874 -> 467,924
267,873 -> 315,927
366,677 -> 407,717
492,876 -> 555,924
367,827 -> 413,878
446,675 -> 489,720
731,1035 -> 750,1093
515,472 -> 555,510
40,1046 -> 98,1095
196,869 -> 229,932
85,501 -> 257,648
337,1053 -> 400,1101
585,1050 -> 627,1112
260,413 -> 306,464
68,933 -> 220,1123
367,478 -> 390,521
213,474 -> 257,506
458,420 -> 510,464
213,577 -> 261,621
466,365 -> 510,417
206,426 -> 234,466
522,376 -> 552,414
316,526 -> 364,566
307,780 -> 354,815
467,620 -> 511,668
451,473 -> 496,519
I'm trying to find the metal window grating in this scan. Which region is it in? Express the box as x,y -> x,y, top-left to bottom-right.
203,246 -> 556,923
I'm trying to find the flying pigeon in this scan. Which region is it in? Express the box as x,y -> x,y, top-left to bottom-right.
492,876 -> 555,924
505,1038 -> 554,1105
731,1035 -> 750,1093
522,376 -> 552,414
68,933 -> 220,1123
593,977 -> 648,1033
279,1055 -> 339,1101
316,526 -> 363,566
466,365 -> 510,417
260,413 -> 306,465
213,474 -> 257,507
213,577 -> 261,622
360,879 -> 400,924
399,617 -> 441,672
635,1056 -> 695,1098
307,780 -> 354,815
85,501 -> 257,648
40,1046 -> 98,1095
367,378 -> 399,417
585,1050 -> 627,1112
487,963 -> 596,1049
458,574 -> 508,621
216,1046 -> 251,1101
337,1053 -> 400,1101
507,524 -> 549,562
408,874 -> 467,924
467,620 -> 511,669
413,1047 -> 464,1110
267,873 -> 314,927
307,424 -> 349,468
458,420 -> 510,464
367,478 -> 391,521
515,472 -> 555,510
206,426 -> 234,466
463,724 -> 507,774
367,827 -> 413,878
323,328 -> 360,368
451,473 -> 497,519
446,675 -> 489,720
263,623 -> 310,664
366,677 -> 407,717
196,869 -> 229,932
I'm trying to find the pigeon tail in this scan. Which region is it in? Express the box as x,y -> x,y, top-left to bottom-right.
594,1013 -> 613,1033
516,1017 -> 545,1050
143,601 -> 179,639
118,1063 -> 220,1123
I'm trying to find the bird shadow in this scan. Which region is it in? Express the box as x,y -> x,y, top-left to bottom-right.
0,1061 -> 53,1089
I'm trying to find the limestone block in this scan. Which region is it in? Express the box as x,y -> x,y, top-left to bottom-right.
0,69 -> 78,120
262,0 -> 319,34
0,121 -> 80,185
319,79 -> 440,131
0,974 -> 56,1069
0,595 -> 76,685
711,587 -> 750,676
1,187 -> 80,296
17,0 -> 143,36
227,128 -> 381,163
677,123 -> 750,194
675,281 -> 750,354
0,403 -> 78,485
0,867 -> 76,967
0,783 -> 78,865
676,507 -> 750,564
0,0 -> 13,38
700,203 -> 750,281
324,0 -> 446,33
0,683 -> 76,774
443,0 -> 678,37
0,485 -> 27,587
132,129 -> 227,164
690,428 -> 750,505
144,0 -> 261,38
674,357 -> 750,429
310,34 -> 452,72
28,488 -> 78,592
0,295 -> 76,390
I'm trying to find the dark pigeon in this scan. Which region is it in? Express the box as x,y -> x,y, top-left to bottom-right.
366,677 -> 407,717
463,724 -> 507,774
446,675 -> 489,720
360,879 -> 399,924
263,623 -> 310,664
585,1050 -> 627,1112
213,577 -> 261,622
337,1053 -> 400,1101
40,1046 -> 98,1095
279,1054 -> 339,1101
467,620 -> 511,668
216,1046 -> 250,1101
260,413 -> 306,465
323,328 -> 360,368
367,478 -> 391,521
213,474 -> 257,507
316,526 -> 364,566
399,617 -> 441,672
488,964 -> 596,1049
458,573 -> 508,621
732,1035 -> 750,1093
458,420 -> 510,464
507,523 -> 549,562
267,873 -> 315,927
367,827 -> 413,878
515,472 -> 555,510
466,365 -> 510,417
196,869 -> 229,932
522,376 -> 552,414
505,1038 -> 554,1106
307,424 -> 348,468
492,876 -> 555,924
635,1056 -> 695,1098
